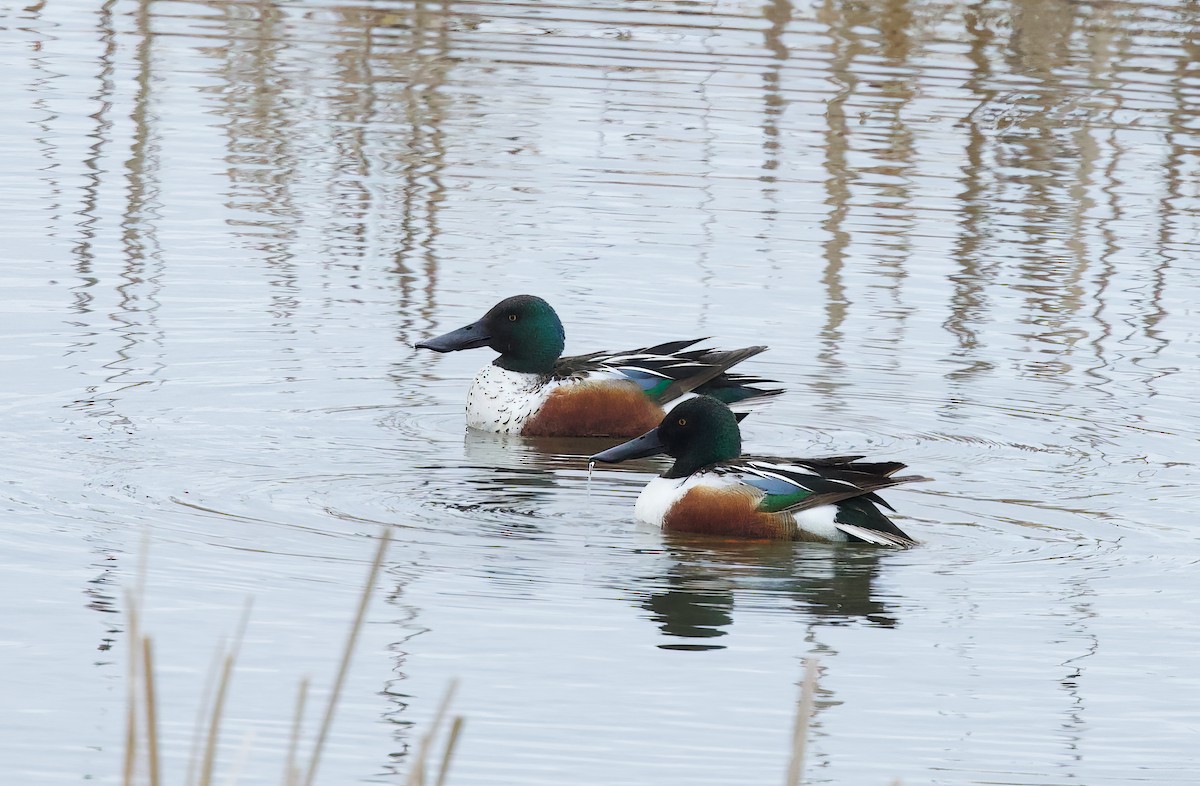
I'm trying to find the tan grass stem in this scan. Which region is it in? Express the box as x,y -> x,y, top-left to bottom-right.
123,592 -> 141,786
199,601 -> 254,786
126,533 -> 150,786
199,650 -> 237,786
302,529 -> 393,786
785,657 -> 820,786
187,643 -> 228,786
283,677 -> 309,786
405,681 -> 459,786
142,636 -> 162,786
434,716 -> 466,786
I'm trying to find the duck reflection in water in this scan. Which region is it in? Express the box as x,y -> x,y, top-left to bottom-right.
414,431 -> 573,536
462,427 -> 617,473
443,430 -> 636,533
639,537 -> 899,651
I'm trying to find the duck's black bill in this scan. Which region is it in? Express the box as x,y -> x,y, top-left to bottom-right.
415,321 -> 491,353
590,427 -> 666,464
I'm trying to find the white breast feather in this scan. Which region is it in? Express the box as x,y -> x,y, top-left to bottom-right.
465,364 -> 554,434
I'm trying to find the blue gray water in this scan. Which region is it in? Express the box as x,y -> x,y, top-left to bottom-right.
2,0 -> 1199,783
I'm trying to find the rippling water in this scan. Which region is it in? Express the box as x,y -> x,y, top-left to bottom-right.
3,0 -> 1199,783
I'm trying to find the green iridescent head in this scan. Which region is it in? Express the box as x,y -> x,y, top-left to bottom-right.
415,294 -> 566,374
591,396 -> 743,479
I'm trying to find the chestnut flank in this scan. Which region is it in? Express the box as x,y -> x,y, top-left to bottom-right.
663,485 -> 797,540
521,382 -> 664,437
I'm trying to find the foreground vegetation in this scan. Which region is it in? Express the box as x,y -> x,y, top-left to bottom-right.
122,531 -> 877,785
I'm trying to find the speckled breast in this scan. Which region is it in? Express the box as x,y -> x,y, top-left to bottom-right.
464,364 -> 549,434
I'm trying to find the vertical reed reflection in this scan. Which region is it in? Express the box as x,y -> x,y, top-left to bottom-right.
72,0 -> 118,315
336,3 -> 457,767
811,0 -> 920,392
1147,3 -> 1195,383
870,0 -> 917,358
326,5 -> 387,264
96,0 -> 165,432
380,579 -> 424,773
1007,0 -> 1087,379
753,0 -> 793,295
208,0 -> 302,324
1080,12 -> 1122,395
813,0 -> 860,411
1055,579 -> 1099,772
384,1 -> 452,335
760,0 -> 791,182
945,2 -> 999,382
1085,122 -> 1121,394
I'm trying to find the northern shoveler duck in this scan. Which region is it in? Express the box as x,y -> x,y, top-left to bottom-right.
591,396 -> 928,545
415,295 -> 781,437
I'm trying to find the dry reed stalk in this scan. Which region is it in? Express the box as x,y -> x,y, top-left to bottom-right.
199,601 -> 253,786
142,637 -> 162,786
302,529 -> 393,786
434,716 -> 465,786
123,592 -> 141,786
126,534 -> 151,786
404,681 -> 461,786
785,657 -> 820,786
198,650 -> 237,786
186,643 -> 227,786
283,677 -> 309,786
125,531 -> 398,786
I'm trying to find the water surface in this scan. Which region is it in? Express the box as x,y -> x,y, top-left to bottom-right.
2,0 -> 1199,783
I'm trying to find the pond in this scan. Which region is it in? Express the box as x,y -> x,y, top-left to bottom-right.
2,0 -> 1199,783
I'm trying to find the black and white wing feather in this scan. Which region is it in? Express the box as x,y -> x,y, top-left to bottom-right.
554,340 -> 781,411
721,456 -> 929,546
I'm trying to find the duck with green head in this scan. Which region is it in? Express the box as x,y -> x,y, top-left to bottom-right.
416,295 -> 782,437
591,396 -> 928,545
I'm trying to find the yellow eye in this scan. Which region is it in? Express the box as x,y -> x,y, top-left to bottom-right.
677,418 -> 687,426
508,314 -> 518,321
